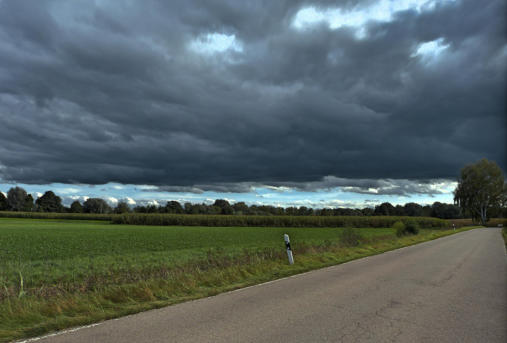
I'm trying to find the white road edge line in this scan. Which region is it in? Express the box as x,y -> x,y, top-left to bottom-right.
14,323 -> 102,343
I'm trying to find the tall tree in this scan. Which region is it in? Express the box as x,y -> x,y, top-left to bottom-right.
213,199 -> 233,214
70,200 -> 83,213
165,201 -> 184,214
0,192 -> 8,211
35,191 -> 63,212
83,198 -> 111,214
232,201 -> 249,215
24,194 -> 34,212
374,202 -> 395,216
454,158 -> 506,225
404,202 -> 423,217
431,202 -> 462,219
114,201 -> 131,214
7,187 -> 29,211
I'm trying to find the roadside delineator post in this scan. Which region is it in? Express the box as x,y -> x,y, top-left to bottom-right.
453,224 -> 456,231
284,234 -> 294,265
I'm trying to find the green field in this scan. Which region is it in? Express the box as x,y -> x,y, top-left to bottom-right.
0,218 -> 473,342
0,218 -> 394,289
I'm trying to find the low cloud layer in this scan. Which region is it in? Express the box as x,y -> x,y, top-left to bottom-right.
0,0 -> 505,189
153,177 -> 456,196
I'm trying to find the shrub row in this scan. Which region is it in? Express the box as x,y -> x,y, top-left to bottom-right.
0,211 -> 114,221
112,213 -> 448,228
4,211 -> 503,229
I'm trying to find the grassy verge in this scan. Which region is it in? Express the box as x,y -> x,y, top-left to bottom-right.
502,227 -> 507,248
0,218 -> 475,342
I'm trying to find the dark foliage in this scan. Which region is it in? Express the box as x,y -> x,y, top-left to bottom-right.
35,191 -> 63,212
83,198 -> 111,214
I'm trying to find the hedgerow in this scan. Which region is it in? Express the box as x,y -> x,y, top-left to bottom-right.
0,211 -> 114,221
112,213 -> 448,228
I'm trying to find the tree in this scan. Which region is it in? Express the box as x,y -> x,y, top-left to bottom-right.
24,194 -> 34,212
114,201 -> 131,214
213,199 -> 233,215
404,202 -> 423,217
184,202 -> 200,214
374,202 -> 395,216
431,202 -> 461,219
35,191 -> 63,212
134,205 -> 147,213
0,192 -> 8,211
361,207 -> 374,216
232,201 -> 249,215
83,198 -> 111,214
7,187 -> 30,211
454,158 -> 506,225
165,201 -> 184,214
297,206 -> 313,216
70,200 -> 83,213
393,205 -> 405,216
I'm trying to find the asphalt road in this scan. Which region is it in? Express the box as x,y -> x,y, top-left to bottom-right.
35,228 -> 506,343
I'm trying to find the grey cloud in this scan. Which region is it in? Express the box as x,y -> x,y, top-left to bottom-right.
151,177 -> 455,196
0,0 -> 505,188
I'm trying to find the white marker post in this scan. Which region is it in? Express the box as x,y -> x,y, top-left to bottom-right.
453,224 -> 456,231
284,234 -> 294,265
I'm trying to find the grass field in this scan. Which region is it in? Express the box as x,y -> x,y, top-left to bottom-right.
0,218 -> 475,342
0,218 -> 394,289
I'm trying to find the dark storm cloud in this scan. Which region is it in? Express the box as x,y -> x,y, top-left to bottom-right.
0,0 -> 505,190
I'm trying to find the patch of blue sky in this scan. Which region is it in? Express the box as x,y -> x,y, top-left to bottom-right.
412,37 -> 450,64
189,33 -> 243,54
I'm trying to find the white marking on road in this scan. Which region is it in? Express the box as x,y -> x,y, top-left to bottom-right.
14,323 -> 102,343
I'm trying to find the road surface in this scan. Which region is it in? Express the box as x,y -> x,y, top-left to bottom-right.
34,228 -> 506,343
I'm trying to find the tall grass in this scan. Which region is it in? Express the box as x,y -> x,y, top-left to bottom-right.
112,213 -> 448,228
0,211 -> 113,221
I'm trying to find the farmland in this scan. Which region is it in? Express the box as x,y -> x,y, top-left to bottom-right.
0,217 -> 475,342
0,218 -> 393,288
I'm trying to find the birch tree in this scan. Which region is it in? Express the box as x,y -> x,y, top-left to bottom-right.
454,159 -> 506,225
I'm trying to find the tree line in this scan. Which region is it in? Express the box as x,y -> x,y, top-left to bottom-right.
0,186 -> 471,219
1,159 -> 504,222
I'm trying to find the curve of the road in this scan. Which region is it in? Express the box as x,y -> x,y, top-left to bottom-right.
29,228 -> 507,343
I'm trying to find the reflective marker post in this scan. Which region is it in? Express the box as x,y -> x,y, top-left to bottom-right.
453,224 -> 456,231
284,234 -> 294,265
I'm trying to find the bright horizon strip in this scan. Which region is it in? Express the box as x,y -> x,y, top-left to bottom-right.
0,181 -> 456,208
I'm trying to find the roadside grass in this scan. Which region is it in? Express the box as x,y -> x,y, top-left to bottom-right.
0,218 -> 476,342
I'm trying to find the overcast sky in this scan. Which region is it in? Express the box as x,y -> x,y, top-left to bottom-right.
0,0 -> 505,207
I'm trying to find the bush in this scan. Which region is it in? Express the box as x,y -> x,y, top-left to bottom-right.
404,221 -> 419,235
393,221 -> 406,237
394,220 -> 419,236
339,227 -> 363,246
